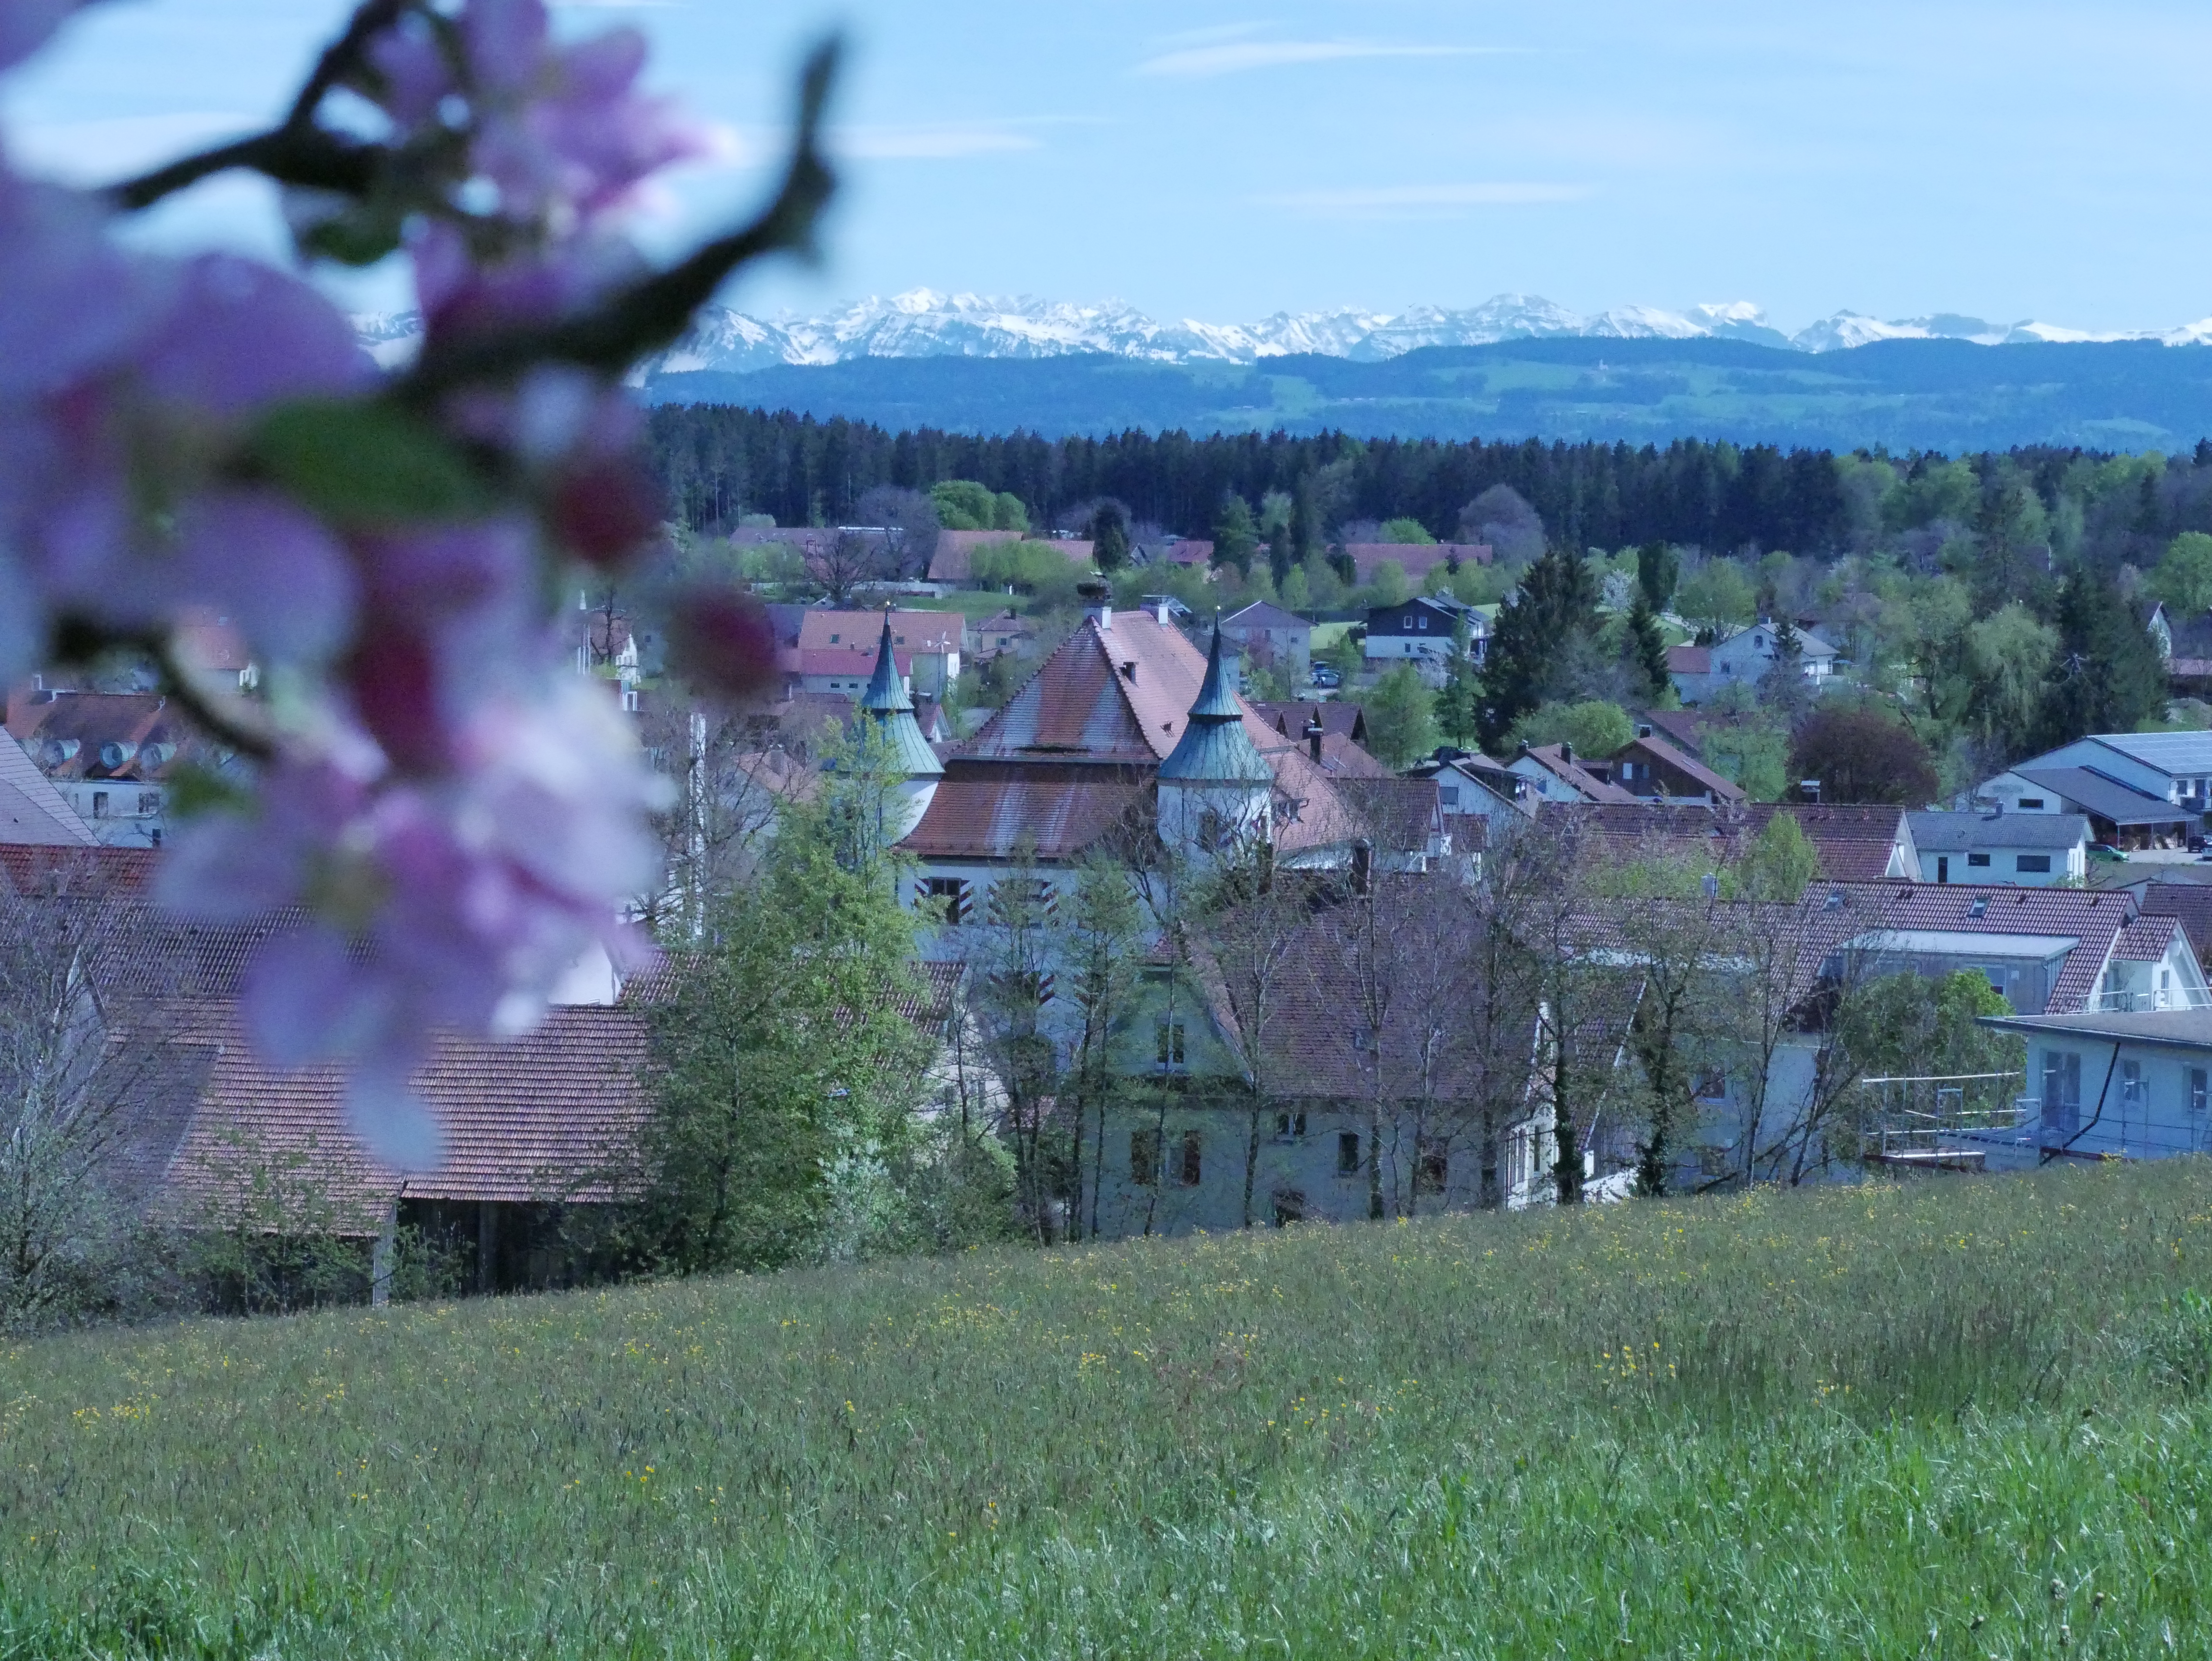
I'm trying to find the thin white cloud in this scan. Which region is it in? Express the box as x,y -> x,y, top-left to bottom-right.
835,126 -> 1042,161
1147,22 -> 1277,50
1136,41 -> 1507,79
1256,183 -> 1591,217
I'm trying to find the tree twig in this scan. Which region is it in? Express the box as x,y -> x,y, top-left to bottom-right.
398,37 -> 841,402
108,0 -> 407,212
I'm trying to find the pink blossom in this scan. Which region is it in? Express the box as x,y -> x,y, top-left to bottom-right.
163,683 -> 667,1163
0,0 -> 81,73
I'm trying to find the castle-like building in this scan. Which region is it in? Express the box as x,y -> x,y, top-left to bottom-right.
857,597 -> 1445,921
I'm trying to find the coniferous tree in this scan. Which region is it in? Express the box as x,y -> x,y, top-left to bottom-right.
1478,544 -> 1601,750
1090,501 -> 1130,572
2034,570 -> 2166,749
1636,541 -> 1680,611
1213,493 -> 1258,577
1436,613 -> 1482,746
1625,590 -> 1672,704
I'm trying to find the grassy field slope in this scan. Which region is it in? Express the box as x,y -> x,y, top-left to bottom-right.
5,1164 -> 2212,1658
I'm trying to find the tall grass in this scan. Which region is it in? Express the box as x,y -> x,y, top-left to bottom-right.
3,1161 -> 2211,1658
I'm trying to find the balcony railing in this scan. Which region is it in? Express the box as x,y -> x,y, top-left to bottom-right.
2092,986 -> 2211,1013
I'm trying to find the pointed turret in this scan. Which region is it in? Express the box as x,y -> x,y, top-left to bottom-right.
1158,622 -> 1273,863
859,610 -> 944,779
1159,624 -> 1271,784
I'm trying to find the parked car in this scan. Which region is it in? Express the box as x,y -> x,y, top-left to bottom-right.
2088,843 -> 2129,863
1310,664 -> 1342,689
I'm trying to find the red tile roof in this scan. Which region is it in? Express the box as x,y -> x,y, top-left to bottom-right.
1518,744 -> 1641,804
1619,732 -> 1745,803
902,778 -> 1146,861
1823,881 -> 2140,1013
926,532 -> 1092,584
1340,543 -> 1490,583
10,692 -> 194,781
154,1004 -> 652,1230
1251,701 -> 1367,744
1666,645 -> 1712,675
2133,881 -> 2212,966
2113,914 -> 2180,963
1751,805 -> 1911,882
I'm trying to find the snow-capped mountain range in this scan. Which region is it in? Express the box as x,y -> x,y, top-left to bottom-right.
353,290 -> 2212,375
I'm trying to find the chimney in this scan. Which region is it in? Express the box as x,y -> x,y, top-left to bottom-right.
1079,579 -> 1112,630
1305,714 -> 1325,763
1559,740 -> 1574,764
1800,778 -> 1821,803
1351,838 -> 1373,896
1153,594 -> 1174,627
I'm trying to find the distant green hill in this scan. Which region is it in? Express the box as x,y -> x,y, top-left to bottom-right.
645,337 -> 2212,452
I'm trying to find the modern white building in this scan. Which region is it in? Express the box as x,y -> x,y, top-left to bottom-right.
1906,810 -> 2091,886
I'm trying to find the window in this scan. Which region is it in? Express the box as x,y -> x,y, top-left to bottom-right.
2016,854 -> 2051,874
2018,798 -> 2045,810
1275,1110 -> 1308,1140
139,791 -> 160,814
2041,1050 -> 2082,1136
1131,1129 -> 1161,1186
91,791 -> 108,817
1336,1132 -> 1362,1175
1417,616 -> 1429,631
1155,1021 -> 1186,1067
2191,1068 -> 2207,1115
1967,853 -> 1991,868
1271,1190 -> 1306,1227
1416,1138 -> 1449,1197
1692,1068 -> 1727,1102
920,876 -> 969,924
2122,1060 -> 2146,1107
1179,1131 -> 1203,1186
1439,785 -> 1460,805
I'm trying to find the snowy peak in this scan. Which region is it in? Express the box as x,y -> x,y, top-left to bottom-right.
352,290 -> 2209,375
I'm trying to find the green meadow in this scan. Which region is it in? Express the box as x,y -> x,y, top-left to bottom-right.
5,1162 -> 2212,1659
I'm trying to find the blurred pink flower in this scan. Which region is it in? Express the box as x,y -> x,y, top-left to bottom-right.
164,682 -> 667,1162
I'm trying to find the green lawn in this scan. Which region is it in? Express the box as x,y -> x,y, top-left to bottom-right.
5,1163 -> 2212,1658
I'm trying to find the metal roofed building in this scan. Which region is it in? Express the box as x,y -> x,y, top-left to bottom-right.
1978,732 -> 2212,848
1906,810 -> 2091,886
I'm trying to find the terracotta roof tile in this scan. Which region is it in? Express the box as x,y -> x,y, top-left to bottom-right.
1619,732 -> 1746,802
2134,881 -> 2212,965
156,1004 -> 651,1229
902,778 -> 1145,861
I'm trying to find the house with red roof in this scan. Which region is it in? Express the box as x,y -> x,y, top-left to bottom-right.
898,595 -> 1443,924
795,608 -> 962,699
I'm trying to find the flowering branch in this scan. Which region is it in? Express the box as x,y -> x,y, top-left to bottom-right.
108,0 -> 408,211
2,0 -> 829,1166
402,37 -> 840,399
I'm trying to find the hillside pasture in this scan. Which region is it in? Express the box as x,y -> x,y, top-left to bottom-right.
4,1162 -> 2212,1658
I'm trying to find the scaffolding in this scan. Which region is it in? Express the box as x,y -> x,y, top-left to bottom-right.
1857,1072 -> 2027,1173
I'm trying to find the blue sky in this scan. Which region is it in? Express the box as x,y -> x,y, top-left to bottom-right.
7,0 -> 2212,331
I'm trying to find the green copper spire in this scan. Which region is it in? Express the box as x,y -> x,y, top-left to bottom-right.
857,610 -> 943,777
860,611 -> 913,715
1159,623 -> 1272,783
